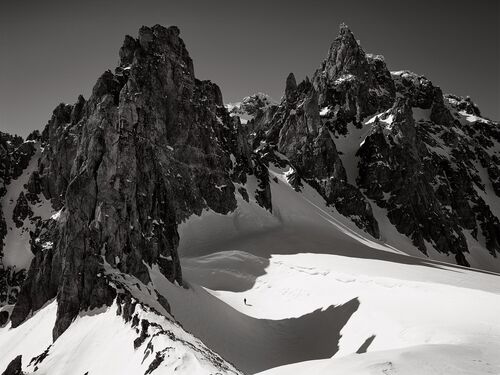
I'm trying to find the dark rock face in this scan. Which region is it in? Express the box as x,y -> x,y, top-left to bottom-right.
1,355 -> 23,375
285,73 -> 298,101
11,24 -> 253,339
0,267 -> 26,307
366,54 -> 396,111
356,98 -> 470,263
355,74 -> 500,264
252,23 -> 500,264
12,193 -> 32,228
0,310 -> 8,326
10,220 -> 61,328
38,101 -> 81,210
312,24 -> 395,123
252,28 -> 383,237
445,94 -> 481,116
391,71 -> 455,126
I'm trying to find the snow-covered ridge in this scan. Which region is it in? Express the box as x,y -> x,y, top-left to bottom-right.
0,297 -> 241,375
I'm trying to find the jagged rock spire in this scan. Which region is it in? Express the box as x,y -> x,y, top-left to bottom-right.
319,22 -> 369,82
10,24 -> 252,340
311,23 -> 395,119
285,72 -> 297,101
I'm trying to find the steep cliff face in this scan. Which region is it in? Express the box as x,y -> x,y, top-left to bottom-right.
252,73 -> 380,237
9,25 -> 253,341
38,98 -> 83,210
247,24 -> 400,238
356,73 -> 500,265
250,24 -> 500,268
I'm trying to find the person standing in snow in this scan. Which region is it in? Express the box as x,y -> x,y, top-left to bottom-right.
244,298 -> 247,305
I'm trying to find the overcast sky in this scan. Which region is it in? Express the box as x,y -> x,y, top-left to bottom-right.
1,0 -> 498,137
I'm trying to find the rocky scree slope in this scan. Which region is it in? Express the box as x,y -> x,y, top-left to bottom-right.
249,23 -> 500,268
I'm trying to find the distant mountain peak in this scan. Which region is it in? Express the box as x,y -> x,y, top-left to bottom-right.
226,92 -> 277,123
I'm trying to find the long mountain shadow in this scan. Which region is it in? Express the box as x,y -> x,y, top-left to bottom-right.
154,272 -> 361,374
180,220 -> 499,295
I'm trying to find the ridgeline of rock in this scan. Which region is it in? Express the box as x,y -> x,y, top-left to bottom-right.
248,24 -> 500,266
5,25 -> 259,344
312,23 -> 395,120
252,72 -> 380,237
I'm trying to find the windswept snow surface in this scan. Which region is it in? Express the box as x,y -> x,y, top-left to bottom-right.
257,344 -> 500,375
171,164 -> 500,374
0,300 -> 56,372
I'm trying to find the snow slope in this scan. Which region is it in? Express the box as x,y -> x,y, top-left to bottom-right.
1,160 -> 499,375
0,297 -> 242,375
168,165 -> 500,374
257,344 -> 500,375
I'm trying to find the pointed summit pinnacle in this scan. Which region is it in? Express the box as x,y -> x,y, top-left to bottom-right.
285,72 -> 297,101
339,22 -> 351,35
314,23 -> 368,83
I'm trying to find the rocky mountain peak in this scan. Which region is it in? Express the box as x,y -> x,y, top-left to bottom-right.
124,25 -> 192,72
315,23 -> 369,84
312,24 -> 395,120
249,22 -> 500,270
8,23 -> 254,340
285,72 -> 298,101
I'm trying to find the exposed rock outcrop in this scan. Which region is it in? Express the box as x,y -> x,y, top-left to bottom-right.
250,25 -> 388,237
250,23 -> 499,265
1,355 -> 23,375
312,23 -> 395,123
11,24 -> 253,339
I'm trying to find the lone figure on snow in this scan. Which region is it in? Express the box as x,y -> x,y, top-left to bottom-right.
244,298 -> 247,305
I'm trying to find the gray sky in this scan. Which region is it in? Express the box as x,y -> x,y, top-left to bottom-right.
1,0 -> 498,137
